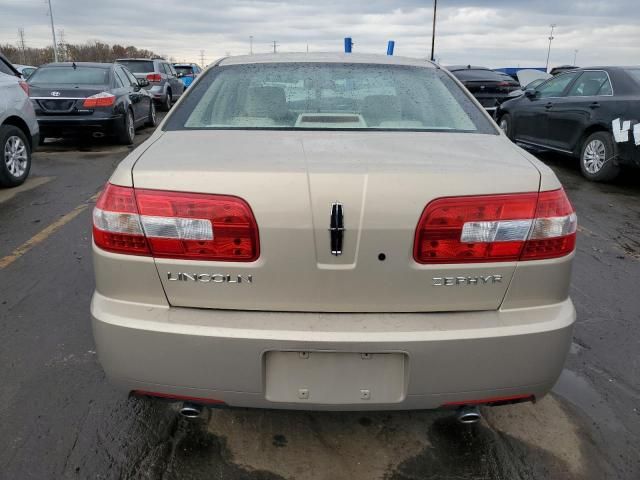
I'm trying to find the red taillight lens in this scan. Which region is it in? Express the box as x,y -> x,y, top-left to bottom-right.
413,189 -> 576,263
93,184 -> 259,262
93,184 -> 150,255
19,81 -> 29,95
146,73 -> 162,83
83,92 -> 116,108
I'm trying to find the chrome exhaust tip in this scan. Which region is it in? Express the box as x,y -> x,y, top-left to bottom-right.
179,402 -> 203,419
456,405 -> 481,424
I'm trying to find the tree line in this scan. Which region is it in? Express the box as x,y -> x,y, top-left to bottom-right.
0,40 -> 167,66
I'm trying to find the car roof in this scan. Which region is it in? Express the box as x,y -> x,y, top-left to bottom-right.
446,65 -> 491,71
217,53 -> 437,68
41,62 -> 112,69
116,58 -> 164,62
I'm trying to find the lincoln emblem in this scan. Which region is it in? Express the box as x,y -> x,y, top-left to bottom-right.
329,202 -> 345,256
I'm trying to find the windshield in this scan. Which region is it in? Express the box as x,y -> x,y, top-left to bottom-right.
174,66 -> 194,76
116,60 -> 154,73
166,63 -> 495,133
28,66 -> 109,85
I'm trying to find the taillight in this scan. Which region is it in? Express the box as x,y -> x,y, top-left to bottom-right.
146,73 -> 162,83
18,80 -> 29,95
83,92 -> 116,108
413,189 -> 576,263
93,183 -> 259,262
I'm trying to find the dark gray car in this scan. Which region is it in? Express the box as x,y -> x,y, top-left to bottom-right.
115,58 -> 184,111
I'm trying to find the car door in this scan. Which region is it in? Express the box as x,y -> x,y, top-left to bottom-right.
162,63 -> 182,98
514,71 -> 580,146
116,65 -> 145,122
167,63 -> 184,97
545,70 -> 614,152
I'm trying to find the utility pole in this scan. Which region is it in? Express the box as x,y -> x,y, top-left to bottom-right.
249,35 -> 253,54
17,28 -> 27,64
47,0 -> 59,62
545,24 -> 556,72
430,0 -> 437,61
200,50 -> 205,67
573,49 -> 578,65
58,28 -> 65,62
272,41 -> 279,53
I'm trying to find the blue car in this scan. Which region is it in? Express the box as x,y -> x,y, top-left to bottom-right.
173,63 -> 202,89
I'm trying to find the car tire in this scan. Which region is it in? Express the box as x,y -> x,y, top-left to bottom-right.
0,125 -> 31,188
160,91 -> 172,112
579,131 -> 620,182
498,114 -> 512,139
116,109 -> 135,145
145,101 -> 157,127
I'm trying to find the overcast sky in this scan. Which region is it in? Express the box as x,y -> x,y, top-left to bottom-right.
1,0 -> 639,67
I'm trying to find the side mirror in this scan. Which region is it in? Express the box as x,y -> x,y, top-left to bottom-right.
137,78 -> 150,87
177,72 -> 184,78
524,88 -> 537,98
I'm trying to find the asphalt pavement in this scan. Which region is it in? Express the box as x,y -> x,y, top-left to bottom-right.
0,121 -> 639,479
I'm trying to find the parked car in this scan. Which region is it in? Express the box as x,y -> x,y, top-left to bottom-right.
507,70 -> 553,99
27,62 -> 157,145
14,64 -> 37,79
447,65 -> 520,113
497,66 -> 640,181
116,58 -> 184,111
92,53 -> 577,418
0,53 -> 39,187
172,63 -> 202,89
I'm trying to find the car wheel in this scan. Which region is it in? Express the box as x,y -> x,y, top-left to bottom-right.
160,91 -> 172,112
145,101 -> 157,127
117,110 -> 135,145
580,131 -> 620,182
498,114 -> 512,139
0,125 -> 31,188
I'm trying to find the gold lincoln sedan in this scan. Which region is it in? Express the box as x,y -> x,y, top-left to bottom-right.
91,53 -> 576,420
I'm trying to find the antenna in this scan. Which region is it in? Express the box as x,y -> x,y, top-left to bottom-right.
272,40 -> 279,53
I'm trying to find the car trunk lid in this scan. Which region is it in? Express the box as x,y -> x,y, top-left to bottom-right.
29,84 -> 107,114
131,130 -> 541,312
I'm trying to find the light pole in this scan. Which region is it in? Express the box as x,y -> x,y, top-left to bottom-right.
545,24 -> 556,72
47,0 -> 59,62
249,35 -> 253,54
573,49 -> 578,65
430,0 -> 438,61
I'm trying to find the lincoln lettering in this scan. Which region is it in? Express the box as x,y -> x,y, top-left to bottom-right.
432,275 -> 503,286
167,273 -> 253,284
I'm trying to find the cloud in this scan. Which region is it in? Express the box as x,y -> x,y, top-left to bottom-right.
1,0 -> 639,67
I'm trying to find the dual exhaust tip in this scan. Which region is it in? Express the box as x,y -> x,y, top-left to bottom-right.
176,402 -> 481,424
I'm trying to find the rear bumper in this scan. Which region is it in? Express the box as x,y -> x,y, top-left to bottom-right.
91,292 -> 575,411
37,115 -> 121,136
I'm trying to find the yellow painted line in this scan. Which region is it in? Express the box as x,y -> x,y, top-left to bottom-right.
0,192 -> 99,270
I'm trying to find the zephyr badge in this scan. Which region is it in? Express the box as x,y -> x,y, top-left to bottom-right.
329,202 -> 345,256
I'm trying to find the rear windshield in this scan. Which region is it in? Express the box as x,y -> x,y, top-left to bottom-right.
116,60 -> 154,73
450,69 -> 506,82
174,66 -> 194,75
165,63 -> 495,133
28,66 -> 109,85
